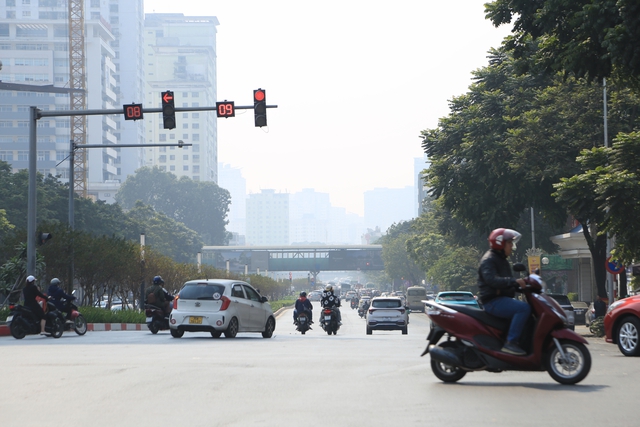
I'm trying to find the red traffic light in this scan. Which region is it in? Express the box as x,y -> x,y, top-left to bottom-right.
254,89 -> 265,102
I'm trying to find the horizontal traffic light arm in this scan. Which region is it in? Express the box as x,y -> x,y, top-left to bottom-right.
38,104 -> 278,118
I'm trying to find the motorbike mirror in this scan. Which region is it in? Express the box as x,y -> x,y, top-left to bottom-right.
513,263 -> 527,272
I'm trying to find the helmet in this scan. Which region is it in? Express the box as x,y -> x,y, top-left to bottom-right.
299,291 -> 307,297
488,228 -> 522,250
153,276 -> 164,285
50,278 -> 61,287
26,275 -> 36,283
325,285 -> 333,293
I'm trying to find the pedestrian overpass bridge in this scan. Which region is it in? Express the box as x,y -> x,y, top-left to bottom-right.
201,245 -> 383,275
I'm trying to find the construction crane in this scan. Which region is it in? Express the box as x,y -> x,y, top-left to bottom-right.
68,0 -> 87,197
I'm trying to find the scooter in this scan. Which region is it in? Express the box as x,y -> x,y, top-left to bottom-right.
320,307 -> 340,335
358,301 -> 369,318
295,311 -> 312,335
350,298 -> 358,310
421,263 -> 591,385
6,298 -> 65,339
145,303 -> 170,334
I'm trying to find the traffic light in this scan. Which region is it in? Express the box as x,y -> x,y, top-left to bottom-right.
38,232 -> 52,246
253,89 -> 267,127
161,91 -> 175,129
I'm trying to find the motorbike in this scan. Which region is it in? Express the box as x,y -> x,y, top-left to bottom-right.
350,298 -> 358,310
320,307 -> 340,335
56,297 -> 87,335
358,301 -> 369,318
295,311 -> 312,334
145,303 -> 171,334
421,263 -> 591,385
6,298 -> 65,339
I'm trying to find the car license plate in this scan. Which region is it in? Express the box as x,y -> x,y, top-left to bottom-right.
145,317 -> 152,322
5,315 -> 12,322
189,316 -> 203,324
324,315 -> 331,321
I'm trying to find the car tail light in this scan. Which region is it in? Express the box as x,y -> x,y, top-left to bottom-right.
368,308 -> 374,314
220,295 -> 231,311
172,295 -> 179,309
399,309 -> 405,314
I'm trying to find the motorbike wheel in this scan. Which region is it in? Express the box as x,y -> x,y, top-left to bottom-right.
224,317 -> 239,338
262,317 -> 275,338
50,318 -> 64,339
9,319 -> 26,339
170,328 -> 184,338
616,316 -> 640,356
148,321 -> 159,334
430,342 -> 467,383
74,314 -> 87,336
545,340 -> 591,385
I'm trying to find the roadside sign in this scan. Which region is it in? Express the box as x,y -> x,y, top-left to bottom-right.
606,256 -> 624,275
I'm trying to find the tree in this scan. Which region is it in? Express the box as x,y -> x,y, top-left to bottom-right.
379,221 -> 425,288
485,0 -> 640,84
116,167 -> 231,245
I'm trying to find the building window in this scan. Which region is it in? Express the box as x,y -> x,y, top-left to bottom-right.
193,165 -> 200,173
159,134 -> 166,142
159,155 -> 166,163
170,165 -> 175,171
192,123 -> 199,129
193,144 -> 200,152
170,155 -> 175,161
182,123 -> 188,129
192,134 -> 200,142
183,165 -> 189,171
183,155 -> 188,160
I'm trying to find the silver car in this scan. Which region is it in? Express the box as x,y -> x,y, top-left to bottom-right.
169,279 -> 276,339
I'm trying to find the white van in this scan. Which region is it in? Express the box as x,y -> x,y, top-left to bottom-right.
406,286 -> 427,312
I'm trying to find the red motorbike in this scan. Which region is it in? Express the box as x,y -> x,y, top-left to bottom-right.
422,264 -> 591,385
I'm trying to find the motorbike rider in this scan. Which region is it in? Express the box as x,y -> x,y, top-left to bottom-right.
293,291 -> 313,325
22,275 -> 48,335
145,275 -> 173,316
477,228 -> 530,356
320,285 -> 342,325
47,278 -> 75,320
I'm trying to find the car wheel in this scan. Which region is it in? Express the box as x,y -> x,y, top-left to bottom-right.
170,328 -> 184,338
366,326 -> 372,335
210,331 -> 222,338
224,317 -> 239,338
74,314 -> 87,336
402,326 -> 408,335
616,316 -> 640,356
262,317 -> 275,338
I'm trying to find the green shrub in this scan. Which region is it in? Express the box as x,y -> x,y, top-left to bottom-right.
567,292 -> 578,302
269,298 -> 296,312
589,316 -> 605,337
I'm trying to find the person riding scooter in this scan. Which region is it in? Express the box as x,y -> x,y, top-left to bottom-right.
293,291 -> 313,325
145,276 -> 173,316
47,278 -> 76,321
477,228 -> 529,356
320,285 -> 341,325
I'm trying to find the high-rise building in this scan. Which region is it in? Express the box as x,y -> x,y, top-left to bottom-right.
0,0 -> 145,201
290,188 -> 331,244
246,189 -> 289,246
414,155 -> 430,216
218,162 -> 246,236
364,186 -> 415,233
143,13 -> 219,183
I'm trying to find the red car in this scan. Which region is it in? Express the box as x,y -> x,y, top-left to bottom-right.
604,295 -> 640,356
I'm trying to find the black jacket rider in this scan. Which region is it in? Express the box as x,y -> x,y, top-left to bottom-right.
477,248 -> 519,305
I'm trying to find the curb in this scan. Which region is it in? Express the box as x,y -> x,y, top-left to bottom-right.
0,323 -> 146,336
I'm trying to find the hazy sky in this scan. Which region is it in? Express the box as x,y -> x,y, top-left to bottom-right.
143,0 -> 512,216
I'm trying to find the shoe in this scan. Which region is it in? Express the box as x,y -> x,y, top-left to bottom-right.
40,332 -> 48,336
338,322 -> 343,326
501,341 -> 526,356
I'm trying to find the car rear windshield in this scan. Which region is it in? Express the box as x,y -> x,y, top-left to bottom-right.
372,299 -> 401,308
407,289 -> 426,296
180,283 -> 226,300
439,293 -> 475,302
549,295 -> 571,306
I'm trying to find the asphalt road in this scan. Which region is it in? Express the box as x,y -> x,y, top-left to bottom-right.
1,302 -> 638,427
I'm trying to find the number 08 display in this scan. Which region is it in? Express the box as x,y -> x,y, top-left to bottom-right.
216,101 -> 235,118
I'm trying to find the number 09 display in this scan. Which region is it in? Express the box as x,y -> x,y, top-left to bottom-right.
216,101 -> 235,118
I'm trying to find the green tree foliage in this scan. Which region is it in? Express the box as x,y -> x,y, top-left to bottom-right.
379,221 -> 424,287
116,166 -> 231,245
485,0 -> 640,84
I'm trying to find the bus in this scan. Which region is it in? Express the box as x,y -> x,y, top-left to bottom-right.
405,286 -> 427,312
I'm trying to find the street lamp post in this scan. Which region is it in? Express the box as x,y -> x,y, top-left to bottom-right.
139,233 -> 145,310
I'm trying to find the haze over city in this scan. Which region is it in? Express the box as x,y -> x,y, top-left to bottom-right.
144,0 -> 512,217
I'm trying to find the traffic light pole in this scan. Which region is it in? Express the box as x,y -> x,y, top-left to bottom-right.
27,101 -> 277,276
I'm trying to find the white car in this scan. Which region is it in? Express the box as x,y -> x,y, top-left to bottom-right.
366,297 -> 408,335
169,279 -> 276,339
